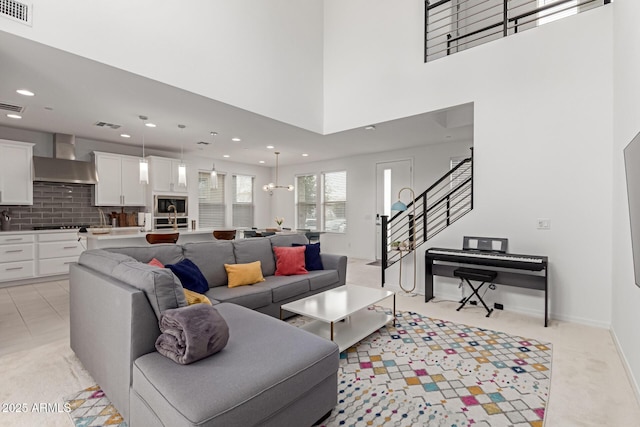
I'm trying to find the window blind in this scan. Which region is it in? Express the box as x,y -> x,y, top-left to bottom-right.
296,174 -> 317,230
198,172 -> 225,228
323,171 -> 347,233
232,175 -> 254,227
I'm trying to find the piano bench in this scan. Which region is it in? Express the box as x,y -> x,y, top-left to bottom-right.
453,268 -> 497,282
454,268 -> 497,318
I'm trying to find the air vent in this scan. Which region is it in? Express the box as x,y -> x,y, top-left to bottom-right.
0,102 -> 24,113
94,121 -> 122,130
0,0 -> 31,25
197,141 -> 211,145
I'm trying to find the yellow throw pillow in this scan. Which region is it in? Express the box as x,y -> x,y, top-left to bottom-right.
224,261 -> 266,288
183,288 -> 212,305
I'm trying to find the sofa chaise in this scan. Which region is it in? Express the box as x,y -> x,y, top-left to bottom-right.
70,233 -> 346,426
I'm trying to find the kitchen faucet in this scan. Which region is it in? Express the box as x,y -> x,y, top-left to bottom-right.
168,204 -> 178,230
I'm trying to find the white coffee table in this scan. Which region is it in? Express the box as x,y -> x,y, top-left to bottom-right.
280,285 -> 395,352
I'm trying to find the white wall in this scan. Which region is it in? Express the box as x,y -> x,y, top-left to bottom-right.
273,140 -> 472,258
1,1 -> 619,329
0,0 -> 325,132
612,0 -> 640,401
324,2 -> 614,326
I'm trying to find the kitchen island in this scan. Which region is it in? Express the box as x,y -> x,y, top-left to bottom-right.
84,227 -> 219,250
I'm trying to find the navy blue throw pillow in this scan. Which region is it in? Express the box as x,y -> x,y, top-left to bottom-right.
292,242 -> 324,271
166,259 -> 209,294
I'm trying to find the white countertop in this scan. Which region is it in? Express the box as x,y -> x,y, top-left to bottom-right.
0,229 -> 86,235
85,227 -> 217,240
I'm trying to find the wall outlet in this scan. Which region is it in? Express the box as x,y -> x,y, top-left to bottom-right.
537,218 -> 551,230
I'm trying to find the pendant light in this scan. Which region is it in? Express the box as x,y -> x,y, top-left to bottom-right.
262,151 -> 294,195
210,131 -> 218,189
139,115 -> 149,184
178,124 -> 187,187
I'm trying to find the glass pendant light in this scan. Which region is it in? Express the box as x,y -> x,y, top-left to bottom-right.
139,115 -> 149,184
178,124 -> 187,187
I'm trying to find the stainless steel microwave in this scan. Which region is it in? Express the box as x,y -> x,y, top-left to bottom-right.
154,195 -> 188,217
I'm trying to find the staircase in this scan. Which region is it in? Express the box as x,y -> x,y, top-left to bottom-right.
380,148 -> 473,286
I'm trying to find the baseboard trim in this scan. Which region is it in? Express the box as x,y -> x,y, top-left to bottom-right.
433,290 -> 611,329
610,327 -> 640,407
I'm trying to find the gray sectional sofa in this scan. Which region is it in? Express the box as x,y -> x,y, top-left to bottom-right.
70,233 -> 346,427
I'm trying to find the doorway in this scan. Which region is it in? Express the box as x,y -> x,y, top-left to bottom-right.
375,159 -> 413,260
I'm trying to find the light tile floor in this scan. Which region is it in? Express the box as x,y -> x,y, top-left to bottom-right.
0,259 -> 639,426
0,280 -> 70,357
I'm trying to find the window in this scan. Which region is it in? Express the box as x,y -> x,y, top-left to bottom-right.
323,171 -> 347,233
296,175 -> 318,230
449,156 -> 472,215
538,0 -> 578,26
232,174 -> 254,227
450,157 -> 471,189
198,172 -> 225,228
295,171 -> 347,233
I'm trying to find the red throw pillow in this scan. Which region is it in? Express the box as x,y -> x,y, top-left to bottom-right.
148,258 -> 164,268
273,246 -> 308,276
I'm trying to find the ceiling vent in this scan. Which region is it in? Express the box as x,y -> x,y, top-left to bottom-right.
0,0 -> 32,25
196,141 -> 211,145
94,121 -> 122,130
0,102 -> 24,113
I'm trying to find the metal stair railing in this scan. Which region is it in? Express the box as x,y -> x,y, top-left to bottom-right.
381,148 -> 473,286
425,0 -> 609,63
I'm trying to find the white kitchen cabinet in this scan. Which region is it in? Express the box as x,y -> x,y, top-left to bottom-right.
148,156 -> 188,194
37,232 -> 83,276
93,152 -> 146,206
0,140 -> 34,205
0,232 -> 85,283
0,234 -> 35,282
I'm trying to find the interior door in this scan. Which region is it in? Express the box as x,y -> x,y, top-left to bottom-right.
375,159 -> 412,260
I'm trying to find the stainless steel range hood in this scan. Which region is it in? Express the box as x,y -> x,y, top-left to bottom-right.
33,134 -> 98,184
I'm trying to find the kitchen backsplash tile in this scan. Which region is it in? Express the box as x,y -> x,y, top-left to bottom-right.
1,182 -> 146,231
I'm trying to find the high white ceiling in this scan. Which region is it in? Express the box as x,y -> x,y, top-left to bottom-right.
0,30 -> 473,167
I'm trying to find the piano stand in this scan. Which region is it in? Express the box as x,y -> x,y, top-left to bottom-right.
425,247 -> 549,327
454,268 -> 498,318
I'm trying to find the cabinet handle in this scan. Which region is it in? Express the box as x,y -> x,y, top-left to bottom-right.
63,246 -> 77,249
6,267 -> 23,271
5,249 -> 23,253
5,238 -> 22,241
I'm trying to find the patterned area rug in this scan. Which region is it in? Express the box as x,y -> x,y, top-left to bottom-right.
311,307 -> 552,427
63,309 -> 551,427
64,385 -> 127,426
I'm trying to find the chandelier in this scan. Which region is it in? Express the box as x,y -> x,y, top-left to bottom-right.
262,151 -> 294,194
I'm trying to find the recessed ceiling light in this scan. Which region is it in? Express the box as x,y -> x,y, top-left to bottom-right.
120,134 -> 131,138
232,137 -> 241,142
365,125 -> 376,130
6,114 -> 22,119
302,153 -> 309,157
266,145 -> 274,149
259,160 -> 265,164
16,89 -> 35,96
223,154 -> 230,158
145,123 -> 156,128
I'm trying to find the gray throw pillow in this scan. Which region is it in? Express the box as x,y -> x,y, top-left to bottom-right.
111,261 -> 188,318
